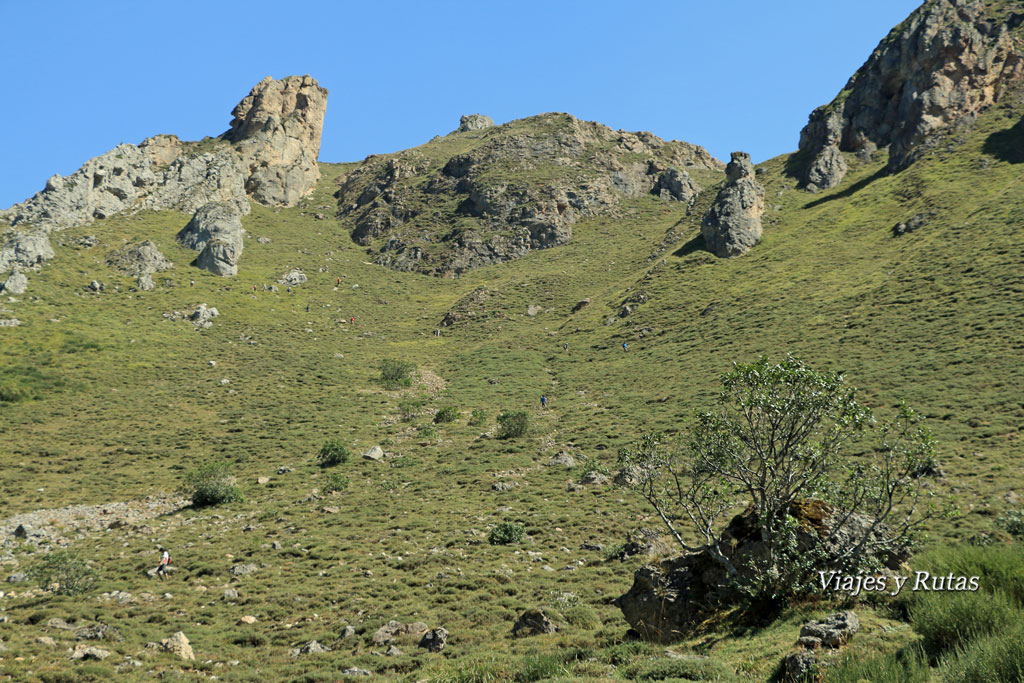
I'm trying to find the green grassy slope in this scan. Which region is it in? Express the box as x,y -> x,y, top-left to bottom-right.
0,99 -> 1022,680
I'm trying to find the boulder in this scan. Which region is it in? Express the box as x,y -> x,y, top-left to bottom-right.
616,501 -> 904,641
70,644 -> 111,661
580,471 -> 609,486
797,611 -> 860,648
701,152 -> 765,258
106,240 -> 173,277
190,304 -> 219,329
1,270 -> 27,295
278,269 -> 307,286
160,631 -> 195,660
362,446 -> 385,462
177,202 -> 244,277
547,452 -> 576,468
782,649 -> 818,681
372,620 -> 428,644
75,622 -> 124,642
342,668 -> 371,677
512,608 -> 558,637
0,231 -> 54,272
458,114 -> 495,132
222,75 -> 329,206
291,639 -> 330,656
136,273 -> 155,290
238,615 -> 258,625
571,298 -> 591,313
652,167 -> 702,203
230,563 -> 258,576
418,627 -> 449,652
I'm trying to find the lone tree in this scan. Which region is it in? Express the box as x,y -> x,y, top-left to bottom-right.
617,355 -> 944,604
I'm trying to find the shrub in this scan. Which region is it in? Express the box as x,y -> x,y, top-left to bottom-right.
379,358 -> 415,390
496,411 -> 529,439
824,644 -> 930,683
419,425 -> 437,438
910,588 -> 1017,658
30,550 -> 96,596
434,406 -> 460,424
317,439 -> 350,468
322,473 -> 350,494
468,409 -> 487,426
398,397 -> 426,421
997,509 -> 1024,538
181,460 -> 244,507
939,623 -> 1024,682
489,522 -> 526,545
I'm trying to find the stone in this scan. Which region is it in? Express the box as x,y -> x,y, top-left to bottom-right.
257,476 -> 270,485
70,644 -> 111,661
37,636 -> 57,647
571,298 -> 591,313
14,523 -> 29,539
492,481 -> 519,492
230,563 -> 258,576
652,167 -> 702,203
177,202 -> 245,277
526,304 -> 542,316
1,270 -> 27,295
893,212 -> 934,237
6,572 -> 27,583
256,236 -> 271,244
339,625 -> 356,639
385,644 -> 403,656
547,452 -> 576,468
363,446 -> 385,462
701,152 -> 765,258
136,273 -> 155,291
418,627 -> 449,652
342,668 -> 371,677
88,280 -> 104,292
783,649 -> 818,681
75,622 -> 124,642
458,114 -> 495,132
238,616 -> 258,625
580,471 -> 609,486
160,631 -> 195,660
223,588 -> 239,600
613,467 -> 640,486
512,608 -> 558,637
223,75 -> 328,206
278,269 -> 307,286
795,0 -> 1024,188
106,240 -> 173,277
190,304 -> 219,328
797,611 -> 860,648
291,639 -> 330,656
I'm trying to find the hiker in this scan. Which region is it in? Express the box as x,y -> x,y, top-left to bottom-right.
263,284 -> 268,291
540,395 -> 547,409
190,279 -> 194,287
253,285 -> 257,292
287,286 -> 292,293
562,342 -> 568,352
350,316 -> 355,324
306,304 -> 310,313
337,277 -> 341,285
622,342 -> 628,352
156,547 -> 170,580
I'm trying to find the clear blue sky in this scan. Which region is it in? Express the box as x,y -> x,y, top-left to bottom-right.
0,1 -> 921,210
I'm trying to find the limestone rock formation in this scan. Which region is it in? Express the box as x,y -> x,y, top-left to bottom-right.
796,0 -> 1024,190
701,152 -> 765,257
337,113 -> 722,275
1,270 -> 28,295
615,501 -> 905,641
159,631 -> 194,660
222,75 -> 329,206
458,114 -> 494,132
176,202 -> 244,277
107,240 -> 173,277
0,231 -> 55,272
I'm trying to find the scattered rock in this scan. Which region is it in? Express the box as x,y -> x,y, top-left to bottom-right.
136,273 -> 155,291
613,467 -> 640,486
526,304 -> 542,316
492,481 -> 519,492
892,212 -> 934,237
385,644 -> 403,656
797,611 -> 860,649
88,280 -> 104,292
372,620 -> 428,644
291,639 -> 330,656
70,644 -> 111,661
701,152 -> 765,258
418,627 -> 449,652
75,622 -> 124,642
512,608 -> 558,637
160,632 -> 195,660
6,572 -> 27,583
223,588 -> 238,600
37,636 -> 57,647
342,667 -> 371,677
189,303 -> 219,329
230,563 -> 259,576
547,452 -> 576,468
107,240 -> 173,277
256,236 -> 271,244
257,476 -> 270,485
571,298 -> 591,313
782,649 -> 819,681
458,114 -> 495,132
580,471 -> 609,486
238,616 -> 258,625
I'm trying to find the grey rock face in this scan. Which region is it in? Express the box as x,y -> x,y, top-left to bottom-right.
1,270 -> 27,295
797,611 -> 860,648
795,0 -> 1024,188
223,75 -> 329,206
136,273 -> 155,291
418,627 -> 449,652
652,167 -> 702,203
177,202 -> 244,277
107,240 -> 173,277
701,152 -> 765,258
458,114 -> 495,132
0,231 -> 55,272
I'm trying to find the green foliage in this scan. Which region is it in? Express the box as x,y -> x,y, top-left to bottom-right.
434,406 -> 460,424
996,509 -> 1024,538
824,644 -> 930,683
468,408 -> 487,426
910,589 -> 1017,659
317,439 -> 350,468
379,358 -> 416,389
939,623 -> 1024,682
496,410 -> 529,439
0,365 -> 63,403
398,396 -> 427,421
419,425 -> 437,438
618,356 -> 942,604
29,550 -> 96,596
488,522 -> 526,545
576,462 -> 611,480
181,460 -> 244,507
322,473 -> 350,494
621,656 -> 741,681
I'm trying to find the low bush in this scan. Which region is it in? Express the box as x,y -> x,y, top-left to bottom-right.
379,358 -> 415,390
489,522 -> 526,545
910,588 -> 1017,658
468,409 -> 487,426
317,439 -> 350,468
497,411 -> 529,439
30,550 -> 96,596
398,397 -> 426,421
181,460 -> 244,507
434,406 -> 460,424
996,509 -> 1024,538
322,473 -> 350,494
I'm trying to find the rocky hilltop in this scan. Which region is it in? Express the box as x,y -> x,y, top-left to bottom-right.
335,113 -> 722,275
795,0 -> 1024,191
0,75 -> 326,288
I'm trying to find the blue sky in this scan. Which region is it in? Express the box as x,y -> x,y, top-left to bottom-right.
0,1 -> 921,209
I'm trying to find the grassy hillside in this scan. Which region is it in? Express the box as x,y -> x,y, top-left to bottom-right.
0,97 -> 1023,681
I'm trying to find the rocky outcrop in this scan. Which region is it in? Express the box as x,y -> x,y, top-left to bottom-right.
458,114 -> 495,132
223,75 -> 328,206
336,113 -> 722,275
0,231 -> 55,272
1,270 -> 28,295
511,609 -> 558,637
106,240 -> 173,277
615,501 -> 905,641
781,612 -> 861,681
177,202 -> 244,277
701,152 -> 765,258
796,0 -> 1024,190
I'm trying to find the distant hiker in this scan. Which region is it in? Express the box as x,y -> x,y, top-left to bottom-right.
306,304 -> 310,313
540,395 -> 547,409
253,285 -> 257,292
562,343 -> 568,352
263,284 -> 268,291
190,279 -> 194,287
350,316 -> 355,324
622,342 -> 628,352
287,286 -> 292,293
337,277 -> 341,285
156,547 -> 171,580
